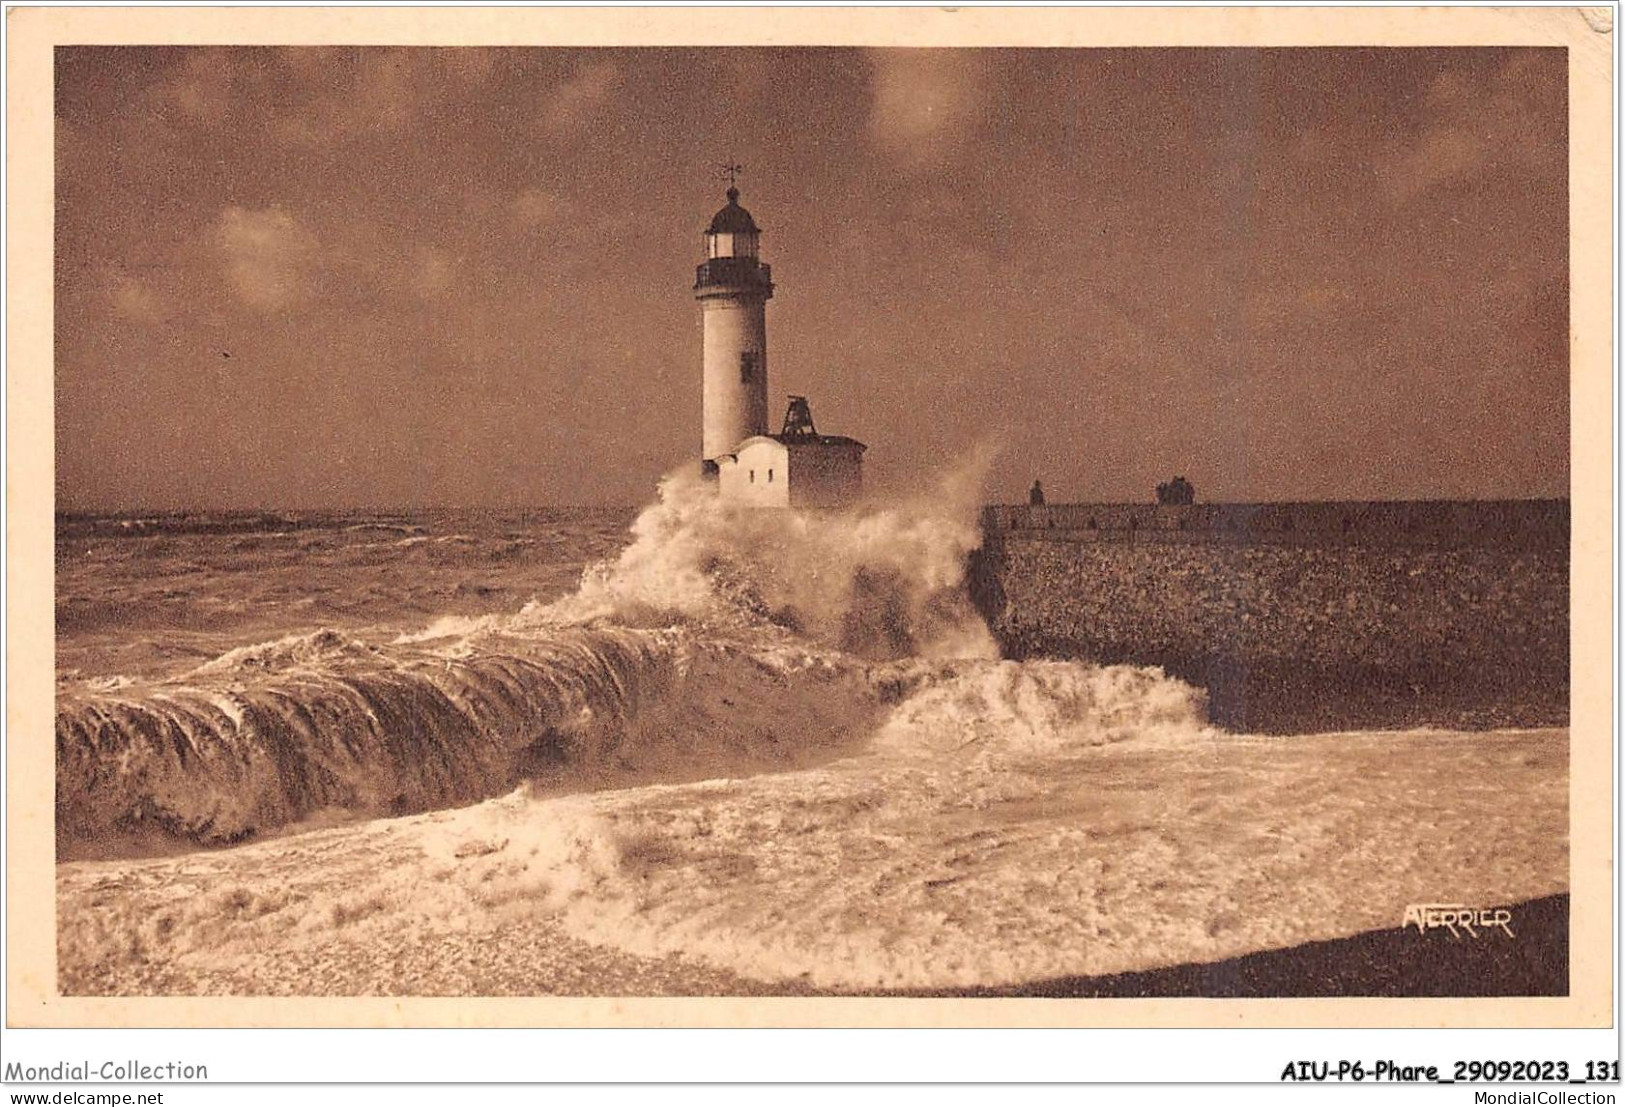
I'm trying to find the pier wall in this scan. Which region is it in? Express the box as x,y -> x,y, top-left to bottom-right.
971,501 -> 1569,732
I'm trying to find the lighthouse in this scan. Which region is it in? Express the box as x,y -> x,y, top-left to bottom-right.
693,176 -> 866,510
695,185 -> 773,465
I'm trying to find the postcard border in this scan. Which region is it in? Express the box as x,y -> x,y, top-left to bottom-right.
6,4 -> 1613,1030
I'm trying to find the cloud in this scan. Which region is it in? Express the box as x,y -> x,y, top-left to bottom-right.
509,187 -> 578,229
1377,52 -> 1564,203
866,50 -> 990,162
410,246 -> 458,302
1385,126 -> 1486,201
272,48 -> 419,146
214,206 -> 319,310
505,188 -> 615,263
437,49 -> 497,90
104,270 -> 166,323
274,46 -> 346,82
136,48 -> 456,148
350,50 -> 416,132
541,59 -> 620,135
148,49 -> 238,125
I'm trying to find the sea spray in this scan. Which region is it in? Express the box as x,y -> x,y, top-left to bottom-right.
540,454 -> 1000,660
870,660 -> 1214,758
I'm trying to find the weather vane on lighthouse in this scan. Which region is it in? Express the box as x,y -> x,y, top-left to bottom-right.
720,161 -> 744,190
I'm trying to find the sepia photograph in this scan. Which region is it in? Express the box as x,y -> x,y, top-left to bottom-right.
5,5 -> 1613,1052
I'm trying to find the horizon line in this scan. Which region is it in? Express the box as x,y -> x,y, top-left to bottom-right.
54,494 -> 1574,517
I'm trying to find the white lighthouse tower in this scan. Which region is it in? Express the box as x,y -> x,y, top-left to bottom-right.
695,183 -> 773,466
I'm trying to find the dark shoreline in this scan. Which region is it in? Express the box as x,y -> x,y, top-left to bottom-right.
873,894 -> 1568,999
64,894 -> 1568,998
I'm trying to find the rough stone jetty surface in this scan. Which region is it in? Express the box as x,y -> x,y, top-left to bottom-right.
972,501 -> 1568,733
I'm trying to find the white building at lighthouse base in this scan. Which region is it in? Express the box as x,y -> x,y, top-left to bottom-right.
716,430 -> 866,510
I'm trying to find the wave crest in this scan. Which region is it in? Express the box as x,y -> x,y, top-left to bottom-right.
873,660 -> 1213,758
57,626 -> 890,859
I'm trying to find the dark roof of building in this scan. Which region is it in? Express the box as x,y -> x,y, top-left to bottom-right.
707,187 -> 761,234
725,434 -> 867,460
773,433 -> 866,450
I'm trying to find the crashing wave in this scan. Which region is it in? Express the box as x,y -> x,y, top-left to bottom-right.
55,625 -> 891,859
536,464 -> 998,661
53,450 -> 1088,860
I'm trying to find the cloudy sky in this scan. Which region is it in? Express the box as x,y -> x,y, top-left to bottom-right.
56,47 -> 1567,510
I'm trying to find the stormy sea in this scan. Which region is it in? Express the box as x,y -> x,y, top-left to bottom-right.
55,470 -> 1568,997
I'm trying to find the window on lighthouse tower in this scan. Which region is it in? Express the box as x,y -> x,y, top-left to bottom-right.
740,351 -> 759,383
707,230 -> 759,260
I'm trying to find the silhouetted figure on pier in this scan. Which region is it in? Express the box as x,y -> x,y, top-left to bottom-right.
1156,476 -> 1195,506
1029,479 -> 1046,506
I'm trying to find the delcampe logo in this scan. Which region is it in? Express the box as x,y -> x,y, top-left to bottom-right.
1402,903 -> 1516,939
